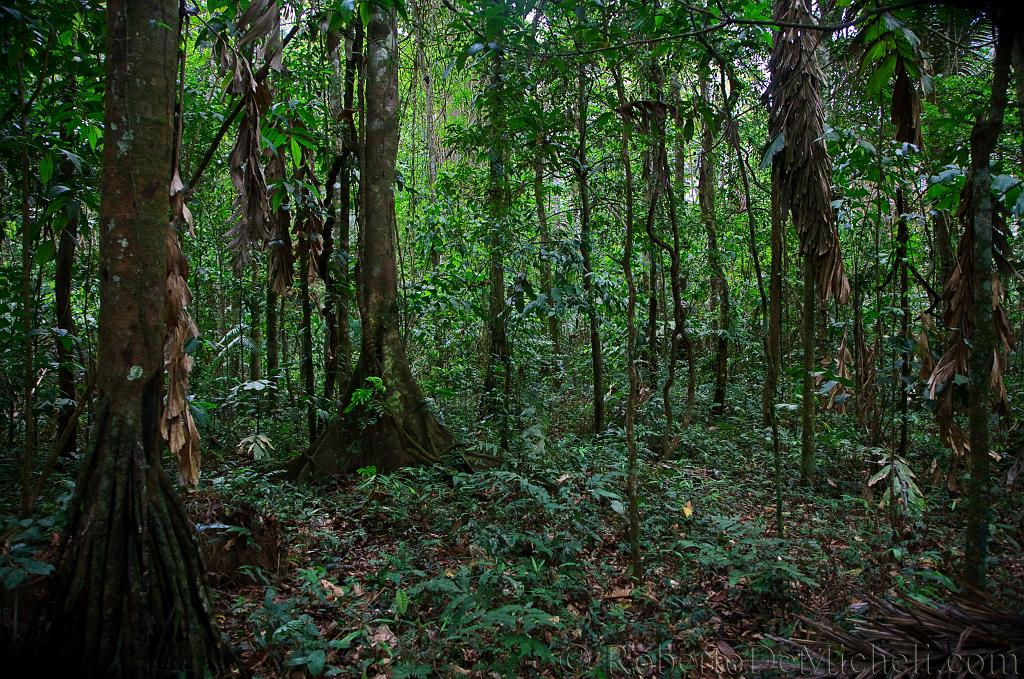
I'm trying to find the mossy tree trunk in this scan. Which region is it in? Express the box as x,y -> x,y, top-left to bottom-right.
298,5 -> 452,477
51,0 -> 222,674
963,23 -> 1013,589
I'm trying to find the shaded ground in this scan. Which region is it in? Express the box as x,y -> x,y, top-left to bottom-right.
187,407 -> 1024,677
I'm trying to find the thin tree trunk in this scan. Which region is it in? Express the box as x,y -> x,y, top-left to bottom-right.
300,244 -> 316,444
769,162 -> 785,535
249,260 -> 261,381
337,21 -> 360,383
800,253 -> 816,485
322,156 -> 343,401
699,76 -> 729,416
266,277 -> 278,377
534,145 -> 560,354
612,64 -> 642,579
574,31 -> 603,435
963,25 -> 1012,589
17,65 -> 36,516
55,158 -> 79,457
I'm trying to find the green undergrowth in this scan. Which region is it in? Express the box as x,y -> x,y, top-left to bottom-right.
193,393 -> 1019,678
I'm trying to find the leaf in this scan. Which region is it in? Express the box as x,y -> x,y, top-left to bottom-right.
760,132 -> 784,170
395,588 -> 409,615
34,240 -> 55,266
306,649 -> 326,676
40,153 -> 54,185
682,500 -> 694,519
609,499 -> 625,516
867,465 -> 891,487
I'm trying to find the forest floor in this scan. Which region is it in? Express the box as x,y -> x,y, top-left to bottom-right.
188,399 -> 1023,677
3,389 -> 1023,677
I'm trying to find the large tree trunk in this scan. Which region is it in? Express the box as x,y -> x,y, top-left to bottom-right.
51,0 -> 222,674
297,5 -> 452,478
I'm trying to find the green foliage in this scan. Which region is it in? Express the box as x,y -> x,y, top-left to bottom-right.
0,516 -> 55,590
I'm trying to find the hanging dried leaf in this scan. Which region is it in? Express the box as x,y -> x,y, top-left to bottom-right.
916,312 -> 935,381
767,0 -> 849,303
264,151 -> 295,295
856,337 -> 878,432
164,186 -> 201,486
927,180 -> 1015,488
294,152 -> 324,281
615,100 -> 678,134
822,332 -> 853,413
215,0 -> 282,267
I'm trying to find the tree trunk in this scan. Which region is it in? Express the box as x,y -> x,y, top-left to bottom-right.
300,242 -> 316,444
17,66 -> 36,516
963,25 -> 1012,589
266,278 -> 278,377
249,260 -> 261,381
769,161 -> 785,534
51,1 -> 222,673
800,253 -> 816,485
534,145 -> 560,354
612,65 -> 642,578
576,76 -> 603,434
55,161 -> 79,457
481,18 -> 510,453
297,4 -> 452,478
322,156 -> 344,401
699,77 -> 729,417
337,21 -> 360,384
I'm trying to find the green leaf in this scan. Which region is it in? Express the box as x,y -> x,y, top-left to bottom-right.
306,649 -> 326,676
395,588 -> 409,615
760,132 -> 784,170
40,153 -> 54,185
34,240 -> 55,266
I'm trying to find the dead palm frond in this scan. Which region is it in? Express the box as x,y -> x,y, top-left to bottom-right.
768,590 -> 1024,678
767,0 -> 849,303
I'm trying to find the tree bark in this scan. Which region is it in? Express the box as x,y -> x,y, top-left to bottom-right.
769,161 -> 785,534
249,260 -> 261,381
963,25 -> 1013,589
699,76 -> 729,417
612,64 -> 642,579
575,5 -> 603,434
481,16 -> 511,453
534,144 -> 560,354
800,253 -> 816,485
266,276 -> 278,376
51,1 -> 222,673
55,159 -> 79,457
297,4 -> 452,477
299,238 -> 316,443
